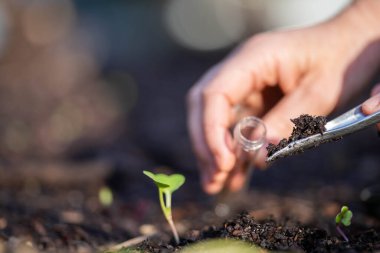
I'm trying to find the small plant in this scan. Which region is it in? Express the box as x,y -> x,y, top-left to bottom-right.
99,186 -> 113,207
143,170 -> 185,244
335,205 -> 353,242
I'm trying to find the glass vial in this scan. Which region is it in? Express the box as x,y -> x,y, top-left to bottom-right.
214,116 -> 266,218
231,116 -> 267,191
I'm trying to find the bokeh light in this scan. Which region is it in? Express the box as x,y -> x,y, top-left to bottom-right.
260,0 -> 352,30
164,0 -> 248,51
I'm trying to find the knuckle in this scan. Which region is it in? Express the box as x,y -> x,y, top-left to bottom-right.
306,82 -> 338,113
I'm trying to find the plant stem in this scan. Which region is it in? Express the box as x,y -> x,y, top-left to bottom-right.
167,216 -> 180,244
158,189 -> 180,245
336,225 -> 349,242
159,189 -> 167,216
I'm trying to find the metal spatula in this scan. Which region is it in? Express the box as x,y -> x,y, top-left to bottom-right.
266,103 -> 380,163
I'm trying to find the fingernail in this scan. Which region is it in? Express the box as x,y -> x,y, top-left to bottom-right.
213,170 -> 229,183
227,172 -> 245,192
207,181 -> 224,195
254,142 -> 269,169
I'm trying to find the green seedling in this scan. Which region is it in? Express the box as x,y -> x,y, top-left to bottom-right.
335,205 -> 352,242
99,186 -> 113,207
143,170 -> 185,244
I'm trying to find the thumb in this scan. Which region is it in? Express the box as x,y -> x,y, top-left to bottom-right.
362,84 -> 380,115
362,84 -> 380,131
261,81 -> 337,157
227,80 -> 337,191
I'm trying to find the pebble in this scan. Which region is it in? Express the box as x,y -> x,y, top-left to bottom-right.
139,224 -> 157,235
60,210 -> 84,224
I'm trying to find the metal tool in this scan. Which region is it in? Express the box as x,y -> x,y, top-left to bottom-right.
266,104 -> 380,163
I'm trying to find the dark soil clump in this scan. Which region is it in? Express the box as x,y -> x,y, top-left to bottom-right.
136,212 -> 380,252
267,114 -> 327,157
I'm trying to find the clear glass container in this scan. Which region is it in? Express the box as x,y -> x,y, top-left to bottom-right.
214,116 -> 266,217
232,116 -> 266,191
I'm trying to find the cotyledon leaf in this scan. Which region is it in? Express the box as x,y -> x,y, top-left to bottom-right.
143,170 -> 185,193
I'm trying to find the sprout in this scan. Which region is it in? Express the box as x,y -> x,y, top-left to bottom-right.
143,170 -> 185,244
335,205 -> 353,242
99,186 -> 113,207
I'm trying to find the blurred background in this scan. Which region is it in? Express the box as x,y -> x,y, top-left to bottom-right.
0,0 -> 351,166
5,1 -> 380,251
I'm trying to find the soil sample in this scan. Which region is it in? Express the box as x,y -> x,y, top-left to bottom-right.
266,114 -> 327,157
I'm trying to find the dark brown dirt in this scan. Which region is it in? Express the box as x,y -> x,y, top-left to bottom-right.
136,212 -> 380,253
267,114 -> 327,157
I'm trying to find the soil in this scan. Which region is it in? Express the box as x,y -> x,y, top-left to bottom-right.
267,115 -> 327,157
135,212 -> 380,253
0,126 -> 379,253
0,108 -> 379,253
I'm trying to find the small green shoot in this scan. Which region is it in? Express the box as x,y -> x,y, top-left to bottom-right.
143,170 -> 185,244
335,205 -> 352,242
99,186 -> 113,207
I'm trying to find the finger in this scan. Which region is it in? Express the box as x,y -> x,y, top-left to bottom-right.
202,129 -> 234,194
188,85 -> 216,194
205,170 -> 230,194
254,141 -> 270,169
188,64 -> 246,194
362,84 -> 380,115
202,93 -> 235,169
227,169 -> 246,192
226,140 -> 269,192
189,55 -> 259,193
362,84 -> 380,131
371,84 -> 380,131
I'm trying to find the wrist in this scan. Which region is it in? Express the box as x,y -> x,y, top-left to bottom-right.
307,0 -> 380,67
335,0 -> 380,43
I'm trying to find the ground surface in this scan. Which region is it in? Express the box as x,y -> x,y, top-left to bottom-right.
137,212 -> 379,252
0,125 -> 380,253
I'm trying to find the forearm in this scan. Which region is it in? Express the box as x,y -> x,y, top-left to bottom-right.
320,0 -> 380,89
333,0 -> 380,43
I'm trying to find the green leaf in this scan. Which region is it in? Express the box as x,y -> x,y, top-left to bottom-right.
143,170 -> 169,188
341,210 -> 353,226
335,205 -> 352,226
335,213 -> 342,224
143,170 -> 185,193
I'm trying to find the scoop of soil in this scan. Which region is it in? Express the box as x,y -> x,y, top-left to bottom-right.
266,114 -> 327,157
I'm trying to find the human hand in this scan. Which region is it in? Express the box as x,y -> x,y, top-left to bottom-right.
362,84 -> 380,131
187,1 -> 380,194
